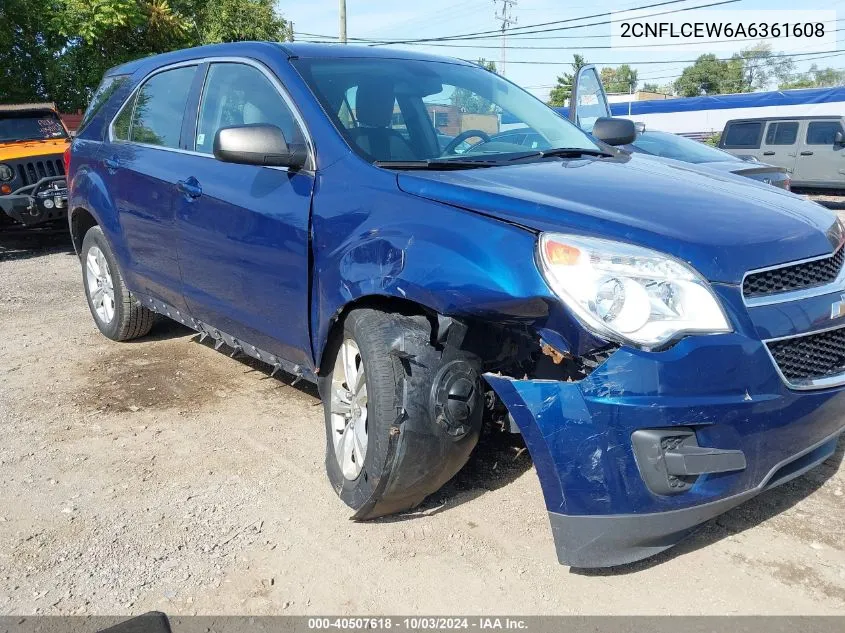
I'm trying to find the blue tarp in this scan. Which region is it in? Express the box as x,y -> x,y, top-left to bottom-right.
546,86 -> 845,120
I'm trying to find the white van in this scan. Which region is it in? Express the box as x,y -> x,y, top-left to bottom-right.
719,116 -> 845,192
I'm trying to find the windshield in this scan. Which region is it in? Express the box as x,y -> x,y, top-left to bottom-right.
291,57 -> 599,164
631,131 -> 739,164
0,113 -> 68,143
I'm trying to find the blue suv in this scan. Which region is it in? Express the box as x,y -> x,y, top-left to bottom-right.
68,42 -> 845,568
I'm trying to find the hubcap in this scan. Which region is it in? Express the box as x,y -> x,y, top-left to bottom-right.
85,246 -> 115,324
330,339 -> 369,480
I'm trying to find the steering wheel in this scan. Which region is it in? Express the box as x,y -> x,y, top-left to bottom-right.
442,129 -> 491,155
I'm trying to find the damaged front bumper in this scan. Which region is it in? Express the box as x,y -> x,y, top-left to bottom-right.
485,332 -> 845,568
0,176 -> 68,226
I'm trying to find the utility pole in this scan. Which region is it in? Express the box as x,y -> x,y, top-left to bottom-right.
339,0 -> 347,43
494,0 -> 517,77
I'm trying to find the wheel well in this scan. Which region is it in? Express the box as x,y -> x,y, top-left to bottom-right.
70,208 -> 98,255
321,295 -> 616,383
319,295 -> 434,374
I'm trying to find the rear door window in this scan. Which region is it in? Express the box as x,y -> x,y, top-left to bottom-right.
806,121 -> 844,145
195,62 -> 303,154
764,121 -> 798,146
723,122 -> 763,148
129,65 -> 197,148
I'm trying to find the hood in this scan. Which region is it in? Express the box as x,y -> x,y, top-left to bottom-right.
397,153 -> 835,283
0,138 -> 69,161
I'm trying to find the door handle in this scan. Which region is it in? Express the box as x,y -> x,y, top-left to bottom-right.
800,151 -> 814,156
177,177 -> 202,200
762,151 -> 775,156
104,156 -> 120,173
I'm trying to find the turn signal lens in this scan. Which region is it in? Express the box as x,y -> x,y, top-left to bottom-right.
0,184 -> 11,195
544,240 -> 581,266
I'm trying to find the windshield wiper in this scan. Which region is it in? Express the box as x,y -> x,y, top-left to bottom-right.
375,158 -> 503,170
374,148 -> 613,170
515,147 -> 614,160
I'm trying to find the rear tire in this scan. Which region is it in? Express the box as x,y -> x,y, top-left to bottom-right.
80,226 -> 154,341
319,308 -> 483,520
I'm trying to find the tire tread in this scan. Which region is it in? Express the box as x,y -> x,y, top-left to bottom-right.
81,226 -> 155,342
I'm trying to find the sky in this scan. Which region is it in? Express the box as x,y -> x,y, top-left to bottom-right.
278,0 -> 844,101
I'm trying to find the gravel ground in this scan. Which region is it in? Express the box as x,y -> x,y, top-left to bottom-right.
0,224 -> 844,616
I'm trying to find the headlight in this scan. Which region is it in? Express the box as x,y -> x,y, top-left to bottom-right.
538,233 -> 732,349
0,164 -> 13,182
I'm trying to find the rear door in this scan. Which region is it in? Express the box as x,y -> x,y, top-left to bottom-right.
758,120 -> 799,173
176,60 -> 315,369
569,65 -> 612,133
103,63 -> 200,311
720,120 -> 765,160
792,119 -> 845,188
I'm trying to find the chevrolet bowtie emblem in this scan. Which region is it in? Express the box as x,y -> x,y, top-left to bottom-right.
832,294 -> 845,320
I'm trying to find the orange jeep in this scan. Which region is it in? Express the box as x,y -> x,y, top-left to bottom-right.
0,103 -> 70,227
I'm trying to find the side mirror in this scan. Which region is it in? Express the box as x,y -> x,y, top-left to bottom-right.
835,131 -> 844,146
213,124 -> 306,169
592,117 -> 637,146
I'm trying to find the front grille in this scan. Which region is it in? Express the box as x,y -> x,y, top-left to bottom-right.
11,157 -> 65,187
743,246 -> 845,299
767,327 -> 845,387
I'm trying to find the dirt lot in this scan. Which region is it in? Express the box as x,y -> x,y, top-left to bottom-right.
0,225 -> 844,616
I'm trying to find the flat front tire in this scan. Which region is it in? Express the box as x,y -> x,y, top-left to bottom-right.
319,308 -> 483,520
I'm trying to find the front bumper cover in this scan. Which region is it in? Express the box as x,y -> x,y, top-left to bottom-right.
0,176 -> 68,226
547,428 -> 840,567
485,333 -> 845,568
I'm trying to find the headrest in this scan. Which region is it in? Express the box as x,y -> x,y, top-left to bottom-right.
355,78 -> 396,128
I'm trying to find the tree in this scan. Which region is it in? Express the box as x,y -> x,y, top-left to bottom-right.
600,64 -> 638,94
200,0 -> 291,43
731,43 -> 794,92
476,58 -> 497,73
780,64 -> 845,89
673,54 -> 745,97
452,58 -> 498,113
548,54 -> 588,106
0,0 -> 66,105
0,0 -> 293,112
674,45 -> 798,97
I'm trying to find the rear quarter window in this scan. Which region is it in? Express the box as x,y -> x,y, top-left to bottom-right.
806,121 -> 844,145
79,74 -> 130,135
723,122 -> 763,149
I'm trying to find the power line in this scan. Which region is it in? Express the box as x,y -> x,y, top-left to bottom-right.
319,23 -> 845,51
365,0 -> 486,38
496,49 -> 845,66
377,0 -> 712,44
294,0 -> 739,45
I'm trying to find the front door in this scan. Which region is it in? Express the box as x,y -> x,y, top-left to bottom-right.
758,120 -> 800,174
793,119 -> 845,187
176,61 -> 315,370
569,65 -> 612,133
103,63 -> 200,312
